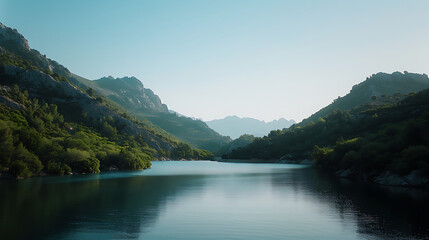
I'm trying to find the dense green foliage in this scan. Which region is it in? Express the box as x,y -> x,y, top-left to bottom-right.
0,86 -> 155,177
79,76 -> 231,152
0,23 -> 215,179
300,72 -> 429,126
216,134 -> 255,156
312,92 -> 429,177
137,112 -> 231,152
0,83 -> 214,179
227,90 -> 429,177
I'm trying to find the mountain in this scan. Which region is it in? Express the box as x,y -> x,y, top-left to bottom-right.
0,22 -> 212,178
206,116 -> 295,139
300,72 -> 429,125
225,77 -> 429,186
71,76 -> 232,152
215,134 -> 256,156
136,111 -> 231,152
93,76 -> 168,113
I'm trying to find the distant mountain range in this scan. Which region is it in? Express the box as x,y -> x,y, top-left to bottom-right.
206,116 -> 295,139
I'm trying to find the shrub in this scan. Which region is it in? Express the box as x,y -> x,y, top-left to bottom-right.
117,149 -> 151,170
47,161 -> 71,175
9,143 -> 43,177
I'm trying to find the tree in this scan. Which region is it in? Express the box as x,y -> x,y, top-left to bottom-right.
9,143 -> 43,178
311,145 -> 333,166
371,95 -> 377,101
0,126 -> 14,169
86,88 -> 95,97
101,121 -> 117,138
47,161 -> 71,175
117,148 -> 150,170
96,97 -> 104,104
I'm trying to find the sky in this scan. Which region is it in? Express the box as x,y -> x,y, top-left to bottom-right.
1,0 -> 429,122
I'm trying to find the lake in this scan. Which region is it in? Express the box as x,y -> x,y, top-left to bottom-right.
1,161 -> 429,240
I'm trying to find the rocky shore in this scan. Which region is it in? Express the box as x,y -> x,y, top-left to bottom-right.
336,169 -> 429,188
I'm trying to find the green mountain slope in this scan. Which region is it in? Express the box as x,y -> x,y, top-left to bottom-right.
300,72 -> 429,126
215,134 -> 255,156
75,76 -> 232,152
0,22 -> 212,178
226,89 -> 429,186
136,111 -> 232,152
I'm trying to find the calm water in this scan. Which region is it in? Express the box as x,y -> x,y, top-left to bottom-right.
1,161 -> 429,240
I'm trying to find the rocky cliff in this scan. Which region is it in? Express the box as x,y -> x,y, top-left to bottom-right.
0,23 -> 30,50
0,22 -> 71,77
93,76 -> 168,113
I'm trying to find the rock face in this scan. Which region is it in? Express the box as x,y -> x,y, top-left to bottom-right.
0,93 -> 22,110
1,65 -> 175,151
336,168 -> 429,188
93,76 -> 168,113
0,22 -> 71,77
373,171 -> 429,187
0,22 -> 30,50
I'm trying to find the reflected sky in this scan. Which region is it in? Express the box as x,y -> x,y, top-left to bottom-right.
0,161 -> 428,240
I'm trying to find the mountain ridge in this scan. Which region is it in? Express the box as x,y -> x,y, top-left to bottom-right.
0,21 -> 213,178
70,76 -> 232,152
206,115 -> 295,139
93,76 -> 168,113
300,71 -> 429,126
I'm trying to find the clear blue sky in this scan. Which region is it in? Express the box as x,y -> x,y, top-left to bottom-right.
1,0 -> 429,122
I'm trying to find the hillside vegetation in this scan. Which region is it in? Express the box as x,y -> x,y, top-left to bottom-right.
215,134 -> 255,156
0,22 -> 213,178
226,89 -> 429,184
300,72 -> 429,126
78,76 -> 231,152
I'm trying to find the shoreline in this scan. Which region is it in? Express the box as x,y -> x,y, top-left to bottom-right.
335,168 -> 429,189
217,158 -> 314,165
3,160 -> 428,189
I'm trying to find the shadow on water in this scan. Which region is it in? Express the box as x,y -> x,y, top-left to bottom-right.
270,167 -> 429,239
2,162 -> 429,240
0,173 -> 206,240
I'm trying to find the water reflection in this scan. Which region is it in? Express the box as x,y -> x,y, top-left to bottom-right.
0,162 -> 428,240
0,173 -> 206,240
270,168 -> 429,239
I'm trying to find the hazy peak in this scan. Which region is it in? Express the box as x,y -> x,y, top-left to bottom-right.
206,116 -> 295,139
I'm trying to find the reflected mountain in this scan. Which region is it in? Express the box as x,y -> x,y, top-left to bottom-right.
2,162 -> 429,240
269,168 -> 429,239
0,173 -> 206,240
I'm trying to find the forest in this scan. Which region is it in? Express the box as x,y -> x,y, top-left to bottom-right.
0,84 -> 212,178
226,90 -> 429,179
